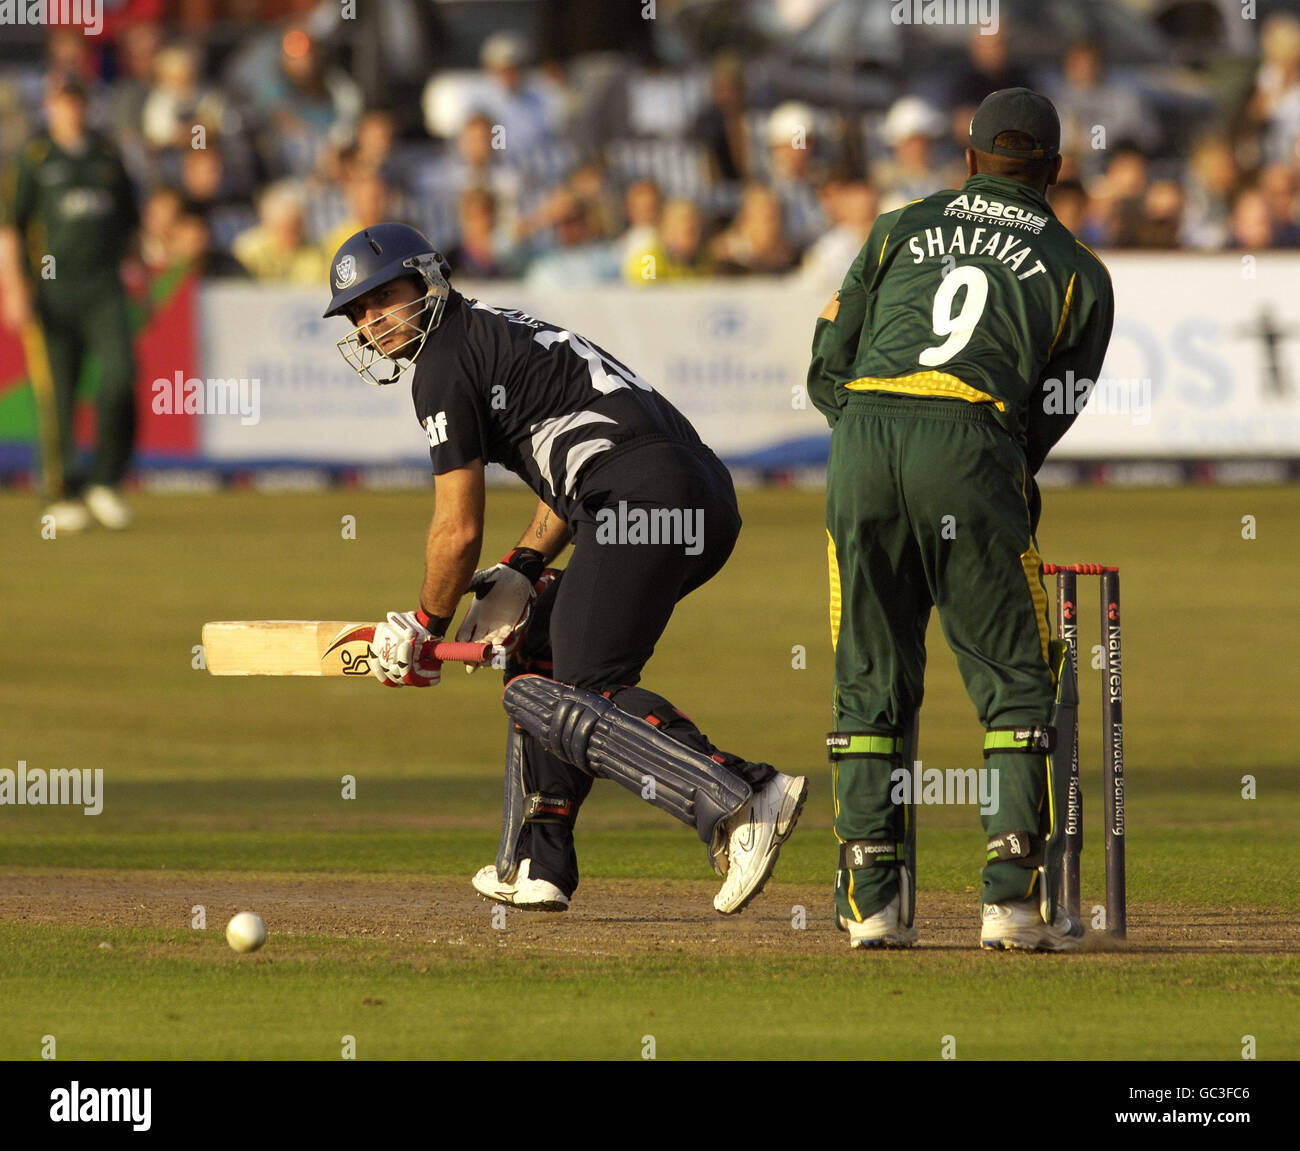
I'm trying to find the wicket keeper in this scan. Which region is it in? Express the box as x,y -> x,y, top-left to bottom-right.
809,89 -> 1115,950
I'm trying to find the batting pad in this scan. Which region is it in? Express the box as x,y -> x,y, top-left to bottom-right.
503,675 -> 750,843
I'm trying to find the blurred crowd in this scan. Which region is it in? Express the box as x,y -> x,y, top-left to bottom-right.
3,0 -> 1299,297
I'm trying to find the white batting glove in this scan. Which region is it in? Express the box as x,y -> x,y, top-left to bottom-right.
455,548 -> 546,671
372,611 -> 442,688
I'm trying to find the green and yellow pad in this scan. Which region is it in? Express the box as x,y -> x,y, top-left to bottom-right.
828,721 -> 917,926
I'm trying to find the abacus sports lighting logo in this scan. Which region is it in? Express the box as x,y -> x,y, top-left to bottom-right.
0,1 -> 104,36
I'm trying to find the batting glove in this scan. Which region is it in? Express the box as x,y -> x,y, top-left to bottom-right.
455,547 -> 546,670
372,610 -> 442,688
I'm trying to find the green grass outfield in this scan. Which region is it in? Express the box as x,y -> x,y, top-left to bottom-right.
1,485 -> 1297,1060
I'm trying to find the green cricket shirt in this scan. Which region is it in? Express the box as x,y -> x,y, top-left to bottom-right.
808,173 -> 1114,472
2,132 -> 137,282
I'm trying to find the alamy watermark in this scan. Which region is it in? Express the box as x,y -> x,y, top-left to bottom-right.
1,761 -> 102,814
0,1 -> 102,35
49,1083 -> 150,1131
152,373 -> 260,425
595,501 -> 704,555
890,0 -> 999,35
1043,371 -> 1152,426
891,761 -> 1000,815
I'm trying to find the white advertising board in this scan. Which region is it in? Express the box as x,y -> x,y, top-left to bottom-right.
198,256 -> 1300,466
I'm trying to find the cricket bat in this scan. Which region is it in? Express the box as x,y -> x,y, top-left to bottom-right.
201,621 -> 498,677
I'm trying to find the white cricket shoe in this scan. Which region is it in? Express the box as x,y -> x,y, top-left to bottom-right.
471,859 -> 570,912
84,484 -> 131,530
980,897 -> 1084,952
41,500 -> 91,534
837,892 -> 919,949
713,772 -> 808,915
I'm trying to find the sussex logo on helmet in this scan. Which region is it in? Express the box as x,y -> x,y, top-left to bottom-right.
334,255 -> 357,289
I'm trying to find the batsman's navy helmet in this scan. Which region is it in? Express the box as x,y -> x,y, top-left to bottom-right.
324,222 -> 452,385
323,222 -> 450,319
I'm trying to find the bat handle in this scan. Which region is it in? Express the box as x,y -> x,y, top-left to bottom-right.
427,640 -> 498,664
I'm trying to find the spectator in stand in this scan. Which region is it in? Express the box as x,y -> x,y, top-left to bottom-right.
444,187 -> 519,279
321,108 -> 402,188
661,198 -> 712,279
352,108 -> 401,182
946,28 -> 1035,158
475,32 -> 562,155
140,186 -> 185,273
693,53 -> 750,184
1182,135 -> 1239,249
418,113 -> 523,239
623,197 -> 712,285
709,182 -> 797,276
232,181 -> 327,283
765,101 -> 828,252
947,27 -> 1033,110
1258,163 -> 1300,247
523,187 -> 619,288
173,212 -> 246,278
1092,142 -> 1149,247
874,97 -> 954,212
1251,15 -> 1300,111
1049,41 -> 1155,181
1047,179 -> 1100,244
568,158 -> 620,242
141,42 -> 224,152
320,168 -> 392,260
170,212 -> 209,273
174,142 -> 256,256
618,178 -> 662,279
1250,15 -> 1300,167
798,178 -> 878,292
1230,186 -> 1277,250
45,29 -> 101,109
249,26 -> 363,180
107,22 -> 161,173
1135,181 -> 1185,249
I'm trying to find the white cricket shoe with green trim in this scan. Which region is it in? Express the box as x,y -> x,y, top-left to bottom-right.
980,897 -> 1084,951
837,892 -> 919,949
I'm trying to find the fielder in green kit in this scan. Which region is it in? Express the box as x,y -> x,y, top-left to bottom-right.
0,74 -> 139,533
808,89 -> 1114,951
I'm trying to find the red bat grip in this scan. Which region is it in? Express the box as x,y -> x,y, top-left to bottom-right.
426,640 -> 498,664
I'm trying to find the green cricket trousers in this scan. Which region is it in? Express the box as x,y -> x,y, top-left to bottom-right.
35,275 -> 136,498
826,393 -> 1056,923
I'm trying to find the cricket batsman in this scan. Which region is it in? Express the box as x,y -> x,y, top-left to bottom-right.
322,223 -> 807,915
808,89 -> 1114,950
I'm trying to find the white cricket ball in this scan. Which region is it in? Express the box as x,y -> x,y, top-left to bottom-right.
226,912 -> 267,953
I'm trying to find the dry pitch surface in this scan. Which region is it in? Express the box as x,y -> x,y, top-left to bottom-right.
2,870 -> 1297,956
